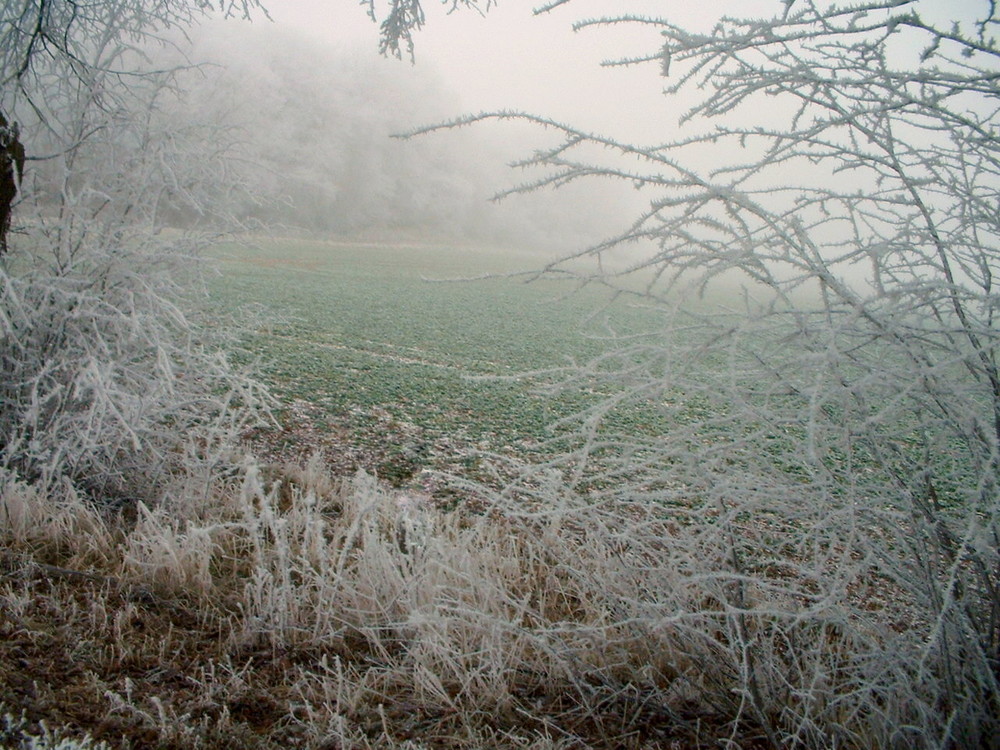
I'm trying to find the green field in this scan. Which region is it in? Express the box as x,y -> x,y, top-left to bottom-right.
204,238 -> 915,498
207,237 -> 665,484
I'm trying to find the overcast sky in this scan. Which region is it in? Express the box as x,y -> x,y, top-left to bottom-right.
260,1 -> 989,141
259,0 -> 742,143
210,0 -> 993,253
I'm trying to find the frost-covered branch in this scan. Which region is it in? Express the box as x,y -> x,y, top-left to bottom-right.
417,1 -> 1000,745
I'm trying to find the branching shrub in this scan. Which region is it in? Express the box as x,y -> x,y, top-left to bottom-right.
0,18 -> 270,504
406,1 -> 1000,746
0,241 -> 266,501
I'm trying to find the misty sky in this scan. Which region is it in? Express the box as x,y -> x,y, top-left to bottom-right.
197,0 -> 994,255
259,1 -> 727,143
246,0 -> 987,151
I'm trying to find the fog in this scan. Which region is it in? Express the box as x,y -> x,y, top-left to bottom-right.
187,0 -> 950,266
179,8 -> 662,254
161,0 -> 986,262
32,0 -> 990,274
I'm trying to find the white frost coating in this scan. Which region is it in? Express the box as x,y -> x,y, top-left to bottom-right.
418,1 -> 1000,746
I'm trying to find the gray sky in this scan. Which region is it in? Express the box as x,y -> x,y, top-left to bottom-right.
263,1 -> 732,143
218,0 -> 994,257
263,0 -> 990,144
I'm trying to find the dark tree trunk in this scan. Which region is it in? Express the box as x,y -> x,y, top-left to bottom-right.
0,110 -> 25,255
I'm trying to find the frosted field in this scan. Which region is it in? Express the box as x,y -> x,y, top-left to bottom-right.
207,237 -> 676,484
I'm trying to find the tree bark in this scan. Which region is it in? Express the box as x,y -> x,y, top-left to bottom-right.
0,110 -> 25,255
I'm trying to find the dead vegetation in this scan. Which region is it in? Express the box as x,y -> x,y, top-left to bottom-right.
0,450 -> 951,750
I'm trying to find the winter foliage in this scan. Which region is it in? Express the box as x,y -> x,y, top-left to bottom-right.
0,0 -> 998,748
0,3 -> 271,499
438,1 -> 1000,745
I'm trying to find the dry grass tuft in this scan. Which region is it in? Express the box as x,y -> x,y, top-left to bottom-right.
0,456 -> 971,748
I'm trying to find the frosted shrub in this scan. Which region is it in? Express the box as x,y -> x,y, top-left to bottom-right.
410,1 -> 1000,746
0,243 -> 265,501
0,35 -> 268,503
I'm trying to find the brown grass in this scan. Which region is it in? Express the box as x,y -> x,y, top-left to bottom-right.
0,455 -> 925,749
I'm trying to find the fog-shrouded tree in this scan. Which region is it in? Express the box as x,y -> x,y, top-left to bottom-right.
0,0 -> 266,228
361,0 -> 496,58
0,1 -> 271,502
0,0 -> 264,90
400,1 -> 1000,746
178,21 -> 634,247
180,24 -> 487,238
